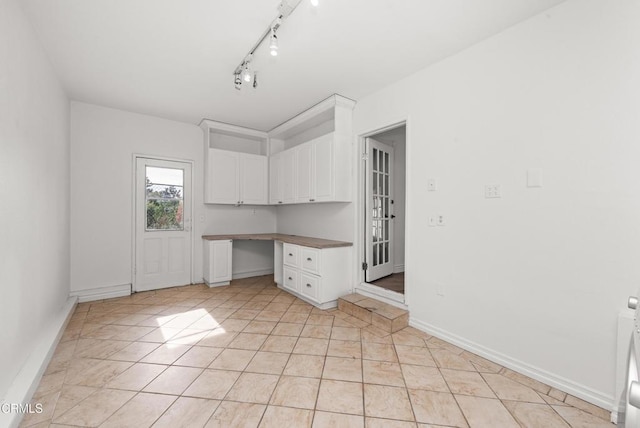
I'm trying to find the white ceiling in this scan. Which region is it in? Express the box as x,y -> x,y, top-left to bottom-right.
22,0 -> 565,131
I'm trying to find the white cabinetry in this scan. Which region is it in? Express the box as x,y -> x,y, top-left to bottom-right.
203,240 -> 233,287
268,94 -> 355,205
278,242 -> 351,309
201,120 -> 268,205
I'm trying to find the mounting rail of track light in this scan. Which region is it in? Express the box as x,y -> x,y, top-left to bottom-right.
233,0 -> 318,90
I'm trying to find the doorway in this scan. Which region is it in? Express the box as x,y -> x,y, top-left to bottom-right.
134,157 -> 193,292
361,124 -> 406,300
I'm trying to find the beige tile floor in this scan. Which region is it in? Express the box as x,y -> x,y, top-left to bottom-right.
21,275 -> 613,428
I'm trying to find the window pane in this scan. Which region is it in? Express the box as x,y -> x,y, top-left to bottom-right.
146,199 -> 184,230
146,166 -> 184,231
146,167 -> 183,186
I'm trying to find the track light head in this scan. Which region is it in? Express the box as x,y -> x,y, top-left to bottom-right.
269,30 -> 278,57
242,66 -> 252,83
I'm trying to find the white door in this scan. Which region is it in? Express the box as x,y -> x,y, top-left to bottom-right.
366,138 -> 394,282
241,153 -> 268,205
314,136 -> 333,202
269,152 -> 283,204
208,149 -> 239,204
135,157 -> 192,291
296,143 -> 313,203
282,149 -> 296,203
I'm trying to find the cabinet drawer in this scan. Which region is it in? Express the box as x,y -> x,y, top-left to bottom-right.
300,273 -> 319,300
283,267 -> 299,292
301,247 -> 320,274
283,244 -> 299,267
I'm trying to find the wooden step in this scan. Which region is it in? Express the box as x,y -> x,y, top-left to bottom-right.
338,293 -> 409,333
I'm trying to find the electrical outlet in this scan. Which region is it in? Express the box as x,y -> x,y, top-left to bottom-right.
485,184 -> 502,198
427,178 -> 437,191
437,214 -> 445,226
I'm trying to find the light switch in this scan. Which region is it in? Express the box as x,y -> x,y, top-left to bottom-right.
527,169 -> 542,188
484,184 -> 501,198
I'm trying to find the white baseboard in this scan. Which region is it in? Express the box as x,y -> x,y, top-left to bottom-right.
409,317 -> 614,412
0,296 -> 77,428
70,284 -> 131,302
393,264 -> 405,273
232,268 -> 274,280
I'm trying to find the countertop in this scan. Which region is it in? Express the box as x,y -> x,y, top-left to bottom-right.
202,233 -> 352,249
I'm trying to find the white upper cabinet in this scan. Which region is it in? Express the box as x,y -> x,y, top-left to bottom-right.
201,95 -> 355,206
268,94 -> 355,205
201,120 -> 268,205
269,152 -> 283,205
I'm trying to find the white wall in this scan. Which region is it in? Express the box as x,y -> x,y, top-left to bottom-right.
0,0 -> 70,397
70,102 -> 276,294
354,0 -> 640,408
276,203 -> 353,242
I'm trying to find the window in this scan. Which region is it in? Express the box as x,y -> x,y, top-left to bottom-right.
145,166 -> 184,231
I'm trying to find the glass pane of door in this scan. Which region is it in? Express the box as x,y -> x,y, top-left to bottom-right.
146,166 -> 184,231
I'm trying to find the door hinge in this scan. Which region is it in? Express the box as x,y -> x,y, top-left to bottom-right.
362,262 -> 368,271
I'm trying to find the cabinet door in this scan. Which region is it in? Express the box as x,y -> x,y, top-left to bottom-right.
208,149 -> 239,204
296,143 -> 313,203
269,152 -> 283,205
313,137 -> 334,202
282,149 -> 296,204
241,153 -> 268,205
208,240 -> 232,284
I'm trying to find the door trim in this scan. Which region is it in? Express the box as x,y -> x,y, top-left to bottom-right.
131,154 -> 195,292
354,119 -> 409,305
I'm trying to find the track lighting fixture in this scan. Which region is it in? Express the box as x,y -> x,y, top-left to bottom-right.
269,29 -> 278,57
231,1 -> 308,90
242,65 -> 252,83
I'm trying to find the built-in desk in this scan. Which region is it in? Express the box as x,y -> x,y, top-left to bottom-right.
202,234 -> 353,309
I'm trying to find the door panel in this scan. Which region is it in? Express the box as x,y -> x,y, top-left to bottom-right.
296,143 -> 313,202
136,157 -> 192,291
209,149 -> 239,204
282,149 -> 296,203
366,138 -> 394,282
314,136 -> 333,201
241,154 -> 268,204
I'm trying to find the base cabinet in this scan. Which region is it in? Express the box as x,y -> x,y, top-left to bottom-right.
203,240 -> 232,286
276,242 -> 351,309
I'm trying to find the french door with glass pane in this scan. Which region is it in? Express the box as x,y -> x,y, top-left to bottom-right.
365,138 -> 394,282
135,157 -> 192,291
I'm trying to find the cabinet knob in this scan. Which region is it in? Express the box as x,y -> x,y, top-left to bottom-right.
309,198 -> 315,202
306,257 -> 312,261
278,201 -> 283,204
288,277 -> 293,280
306,283 -> 311,287
288,253 -> 293,256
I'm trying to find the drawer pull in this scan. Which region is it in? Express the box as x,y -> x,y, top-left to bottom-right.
288,277 -> 293,280
306,283 -> 311,287
288,253 -> 293,256
306,257 -> 312,261
309,198 -> 315,202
